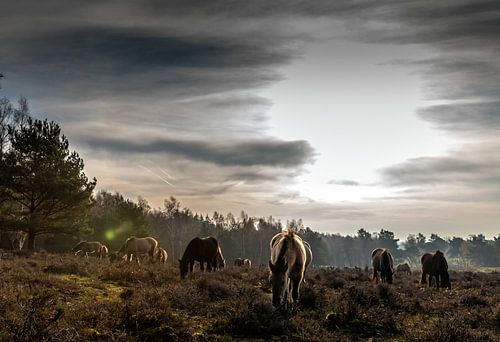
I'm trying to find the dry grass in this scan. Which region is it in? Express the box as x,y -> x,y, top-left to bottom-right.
0,253 -> 498,341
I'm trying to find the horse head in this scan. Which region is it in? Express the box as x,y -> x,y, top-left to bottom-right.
269,258 -> 288,307
179,258 -> 189,279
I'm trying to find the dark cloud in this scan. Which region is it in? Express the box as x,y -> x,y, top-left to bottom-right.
83,136 -> 315,167
0,26 -> 293,101
379,142 -> 500,204
417,101 -> 500,135
328,179 -> 360,186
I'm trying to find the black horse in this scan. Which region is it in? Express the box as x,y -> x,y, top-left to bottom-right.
420,250 -> 451,289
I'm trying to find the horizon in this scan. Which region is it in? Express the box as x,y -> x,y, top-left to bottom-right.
1,1 -> 499,239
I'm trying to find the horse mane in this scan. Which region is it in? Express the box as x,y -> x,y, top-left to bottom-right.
275,234 -> 289,265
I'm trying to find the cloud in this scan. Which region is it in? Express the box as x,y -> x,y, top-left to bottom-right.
83,135 -> 315,168
417,101 -> 500,136
378,141 -> 500,205
328,179 -> 360,186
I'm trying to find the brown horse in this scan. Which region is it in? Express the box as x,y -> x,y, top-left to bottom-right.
155,247 -> 168,264
396,263 -> 411,276
269,230 -> 307,309
420,250 -> 451,289
371,248 -> 394,284
73,241 -> 108,259
178,236 -> 221,279
117,236 -> 158,264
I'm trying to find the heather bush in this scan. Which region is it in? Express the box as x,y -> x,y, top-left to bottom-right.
0,253 -> 497,341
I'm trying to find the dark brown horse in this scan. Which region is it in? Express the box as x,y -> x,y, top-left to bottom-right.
269,230 -> 307,309
371,248 -> 394,284
234,258 -> 244,266
420,250 -> 451,289
178,236 -> 221,279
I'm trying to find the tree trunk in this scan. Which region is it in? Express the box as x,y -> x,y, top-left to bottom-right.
27,229 -> 36,251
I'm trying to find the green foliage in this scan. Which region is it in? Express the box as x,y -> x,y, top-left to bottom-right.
88,191 -> 150,251
0,107 -> 96,250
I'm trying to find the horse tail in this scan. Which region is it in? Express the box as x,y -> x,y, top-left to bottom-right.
381,250 -> 393,283
150,238 -> 158,257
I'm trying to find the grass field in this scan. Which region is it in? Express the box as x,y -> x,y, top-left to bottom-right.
0,253 -> 498,341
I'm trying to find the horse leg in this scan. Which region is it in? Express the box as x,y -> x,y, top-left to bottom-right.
428,274 -> 433,288
419,272 -> 426,288
200,261 -> 205,272
189,261 -> 194,273
436,274 -> 440,289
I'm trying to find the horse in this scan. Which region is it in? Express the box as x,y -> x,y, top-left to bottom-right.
303,240 -> 313,280
178,236 -> 221,279
213,245 -> 226,270
100,245 -> 109,258
420,250 -> 451,289
371,248 -> 394,284
72,241 -> 108,258
269,230 -> 307,309
155,247 -> 168,264
234,258 -> 244,267
116,236 -> 158,264
234,258 -> 251,268
396,263 -> 411,276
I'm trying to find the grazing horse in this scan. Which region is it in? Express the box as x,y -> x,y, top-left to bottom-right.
117,236 -> 158,264
100,245 -> 109,258
234,258 -> 252,268
371,248 -> 394,284
73,241 -> 108,259
269,230 -> 307,309
234,258 -> 244,266
213,245 -> 226,270
420,250 -> 451,289
396,263 -> 412,276
178,236 -> 221,279
155,247 -> 168,264
303,240 -> 313,280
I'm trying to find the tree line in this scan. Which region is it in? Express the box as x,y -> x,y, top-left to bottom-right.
1,79 -> 499,268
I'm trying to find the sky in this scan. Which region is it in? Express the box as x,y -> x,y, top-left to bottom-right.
1,1 -> 499,239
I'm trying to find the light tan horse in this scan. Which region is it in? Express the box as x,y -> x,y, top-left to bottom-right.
155,247 -> 168,264
396,263 -> 411,276
269,230 -> 307,309
234,258 -> 252,269
303,240 -> 313,280
117,236 -> 158,264
73,241 -> 108,259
